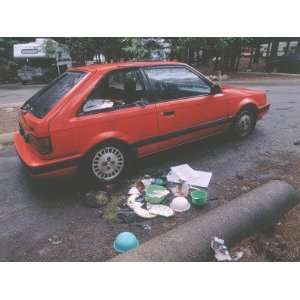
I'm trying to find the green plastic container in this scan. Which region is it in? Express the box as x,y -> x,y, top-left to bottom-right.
145,184 -> 169,204
190,189 -> 208,206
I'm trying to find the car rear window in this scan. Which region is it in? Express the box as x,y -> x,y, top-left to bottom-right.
23,71 -> 86,118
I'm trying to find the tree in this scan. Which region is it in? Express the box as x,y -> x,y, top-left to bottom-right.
122,38 -> 162,60
0,37 -> 32,82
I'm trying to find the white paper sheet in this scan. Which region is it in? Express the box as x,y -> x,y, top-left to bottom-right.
168,164 -> 212,188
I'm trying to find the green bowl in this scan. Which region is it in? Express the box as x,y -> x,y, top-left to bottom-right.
190,189 -> 208,206
145,184 -> 169,204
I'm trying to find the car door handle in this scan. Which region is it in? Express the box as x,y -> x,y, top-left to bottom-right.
162,110 -> 175,116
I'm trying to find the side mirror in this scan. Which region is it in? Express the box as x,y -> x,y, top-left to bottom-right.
211,84 -> 222,95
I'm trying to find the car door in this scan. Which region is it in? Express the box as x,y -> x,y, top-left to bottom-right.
143,66 -> 230,151
78,68 -> 160,157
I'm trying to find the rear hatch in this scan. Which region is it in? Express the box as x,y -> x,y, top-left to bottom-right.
22,71 -> 86,119
19,71 -> 87,154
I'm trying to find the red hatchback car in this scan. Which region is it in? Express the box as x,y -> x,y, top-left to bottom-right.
15,61 -> 270,183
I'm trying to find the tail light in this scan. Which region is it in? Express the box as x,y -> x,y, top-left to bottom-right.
28,135 -> 52,155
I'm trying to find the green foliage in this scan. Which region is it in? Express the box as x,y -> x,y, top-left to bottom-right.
0,37 -> 275,82
0,37 -> 32,82
122,38 -> 161,60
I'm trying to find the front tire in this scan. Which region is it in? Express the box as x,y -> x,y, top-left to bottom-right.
232,109 -> 257,138
84,142 -> 129,184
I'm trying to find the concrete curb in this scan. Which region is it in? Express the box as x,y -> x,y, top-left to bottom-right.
238,71 -> 300,77
0,132 -> 16,145
110,180 -> 299,262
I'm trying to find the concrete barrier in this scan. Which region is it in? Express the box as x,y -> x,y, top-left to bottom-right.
111,180 -> 299,262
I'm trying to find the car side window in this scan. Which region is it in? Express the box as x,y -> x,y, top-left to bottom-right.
82,69 -> 147,113
144,67 -> 211,101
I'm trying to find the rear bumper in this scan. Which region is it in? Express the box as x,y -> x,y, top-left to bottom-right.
14,132 -> 79,177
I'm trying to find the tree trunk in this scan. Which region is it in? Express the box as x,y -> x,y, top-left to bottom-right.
285,41 -> 290,56
196,49 -> 200,66
253,42 -> 260,64
248,47 -> 255,70
235,52 -> 241,72
265,41 -> 272,71
267,38 -> 279,72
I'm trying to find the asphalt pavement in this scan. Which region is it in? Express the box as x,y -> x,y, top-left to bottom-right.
0,83 -> 45,106
0,79 -> 300,261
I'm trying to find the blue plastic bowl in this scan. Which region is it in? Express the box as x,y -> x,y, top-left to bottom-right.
113,232 -> 140,253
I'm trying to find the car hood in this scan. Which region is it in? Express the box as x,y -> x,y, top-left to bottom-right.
220,84 -> 266,97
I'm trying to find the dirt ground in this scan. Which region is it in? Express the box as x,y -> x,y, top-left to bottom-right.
0,105 -> 20,134
229,152 -> 300,261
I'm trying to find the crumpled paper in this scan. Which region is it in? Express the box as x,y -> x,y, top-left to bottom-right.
211,237 -> 244,261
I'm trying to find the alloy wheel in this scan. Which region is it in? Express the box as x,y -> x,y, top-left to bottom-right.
92,146 -> 125,181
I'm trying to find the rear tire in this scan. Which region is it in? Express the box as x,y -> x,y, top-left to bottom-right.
83,141 -> 130,184
232,108 -> 257,138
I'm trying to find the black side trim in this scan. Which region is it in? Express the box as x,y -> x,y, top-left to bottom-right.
133,117 -> 233,147
22,157 -> 79,175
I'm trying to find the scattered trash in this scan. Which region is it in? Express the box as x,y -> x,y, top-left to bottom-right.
86,163 -> 213,223
167,164 -> 212,188
190,189 -> 208,206
135,195 -> 145,203
145,184 -> 170,204
170,197 -> 191,212
113,231 -> 139,253
147,203 -> 175,217
152,177 -> 167,186
127,195 -> 157,219
84,190 -> 109,208
141,174 -> 153,186
294,140 -> 300,146
170,181 -> 189,197
134,206 -> 157,218
135,180 -> 145,193
128,186 -> 140,195
142,223 -> 152,231
211,237 -> 244,261
48,235 -> 62,246
232,250 -> 244,261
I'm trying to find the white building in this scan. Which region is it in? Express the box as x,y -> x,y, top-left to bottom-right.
13,38 -> 72,83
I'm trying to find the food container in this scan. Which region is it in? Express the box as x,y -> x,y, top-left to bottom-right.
190,189 -> 208,206
145,184 -> 170,204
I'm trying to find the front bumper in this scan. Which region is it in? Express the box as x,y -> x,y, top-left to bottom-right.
257,103 -> 270,119
14,132 -> 79,177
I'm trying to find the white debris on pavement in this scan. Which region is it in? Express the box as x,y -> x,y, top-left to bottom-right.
147,203 -> 174,217
126,163 -> 212,219
169,196 -> 191,212
211,237 -> 244,262
127,195 -> 157,219
128,186 -> 141,195
48,235 -> 63,246
168,164 -> 212,188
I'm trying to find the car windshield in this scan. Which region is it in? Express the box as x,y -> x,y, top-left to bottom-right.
23,71 -> 86,118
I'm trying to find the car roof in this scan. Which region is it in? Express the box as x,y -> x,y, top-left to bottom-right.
69,61 -> 187,73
